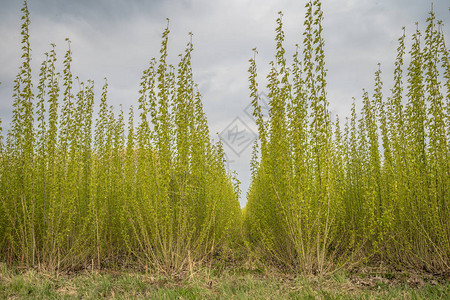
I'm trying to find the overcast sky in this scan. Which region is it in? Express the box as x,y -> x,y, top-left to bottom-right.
1,0 -> 449,207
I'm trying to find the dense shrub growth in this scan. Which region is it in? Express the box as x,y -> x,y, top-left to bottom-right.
244,0 -> 449,274
0,2 -> 241,273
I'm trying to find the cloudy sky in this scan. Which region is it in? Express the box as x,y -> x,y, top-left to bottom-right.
0,0 -> 449,207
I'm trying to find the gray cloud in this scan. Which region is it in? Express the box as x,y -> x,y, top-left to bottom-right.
1,0 -> 449,207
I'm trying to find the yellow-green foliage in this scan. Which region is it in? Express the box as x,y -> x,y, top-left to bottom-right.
0,2 -> 241,273
1,0 -> 448,277
244,0 -> 449,274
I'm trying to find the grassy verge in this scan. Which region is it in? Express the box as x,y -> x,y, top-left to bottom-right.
1,263 -> 448,299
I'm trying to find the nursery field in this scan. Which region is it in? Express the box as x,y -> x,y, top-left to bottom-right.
0,0 -> 449,298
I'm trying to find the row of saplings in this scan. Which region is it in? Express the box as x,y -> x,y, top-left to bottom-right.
0,1 -> 448,275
